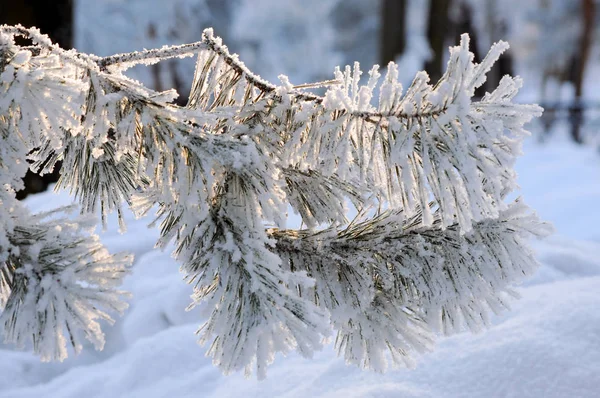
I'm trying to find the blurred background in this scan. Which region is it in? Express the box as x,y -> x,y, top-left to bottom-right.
2,1 -> 600,397
2,0 -> 600,198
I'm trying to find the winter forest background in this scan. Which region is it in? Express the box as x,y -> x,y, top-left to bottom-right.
1,0 -> 600,397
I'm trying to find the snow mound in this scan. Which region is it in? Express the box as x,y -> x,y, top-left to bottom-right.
3,275 -> 599,398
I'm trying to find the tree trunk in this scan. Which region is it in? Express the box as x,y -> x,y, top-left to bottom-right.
380,0 -> 407,66
570,0 -> 595,143
425,0 -> 452,83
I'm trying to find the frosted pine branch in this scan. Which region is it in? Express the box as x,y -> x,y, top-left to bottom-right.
271,199 -> 551,371
0,25 -> 550,378
0,207 -> 131,361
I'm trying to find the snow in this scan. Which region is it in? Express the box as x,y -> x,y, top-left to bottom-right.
0,136 -> 597,397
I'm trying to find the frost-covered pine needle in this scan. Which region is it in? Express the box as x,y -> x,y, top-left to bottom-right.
0,25 -> 550,378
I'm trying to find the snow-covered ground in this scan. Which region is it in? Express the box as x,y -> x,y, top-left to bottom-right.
0,132 -> 598,398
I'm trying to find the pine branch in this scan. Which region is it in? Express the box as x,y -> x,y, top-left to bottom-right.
0,25 -> 549,377
0,27 -> 132,362
271,199 -> 552,369
1,25 -> 542,232
181,173 -> 328,379
0,206 -> 131,361
177,29 -> 542,230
